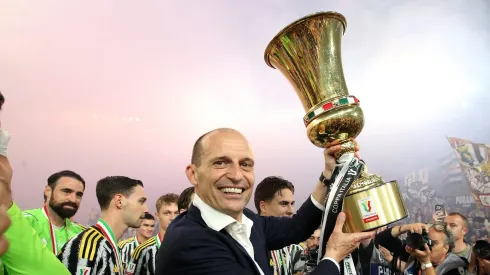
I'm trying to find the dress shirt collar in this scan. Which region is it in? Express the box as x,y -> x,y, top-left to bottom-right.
192,194 -> 253,232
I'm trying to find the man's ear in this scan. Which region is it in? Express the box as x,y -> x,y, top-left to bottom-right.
259,201 -> 267,214
114,194 -> 124,209
44,185 -> 52,200
443,243 -> 450,254
185,164 -> 198,186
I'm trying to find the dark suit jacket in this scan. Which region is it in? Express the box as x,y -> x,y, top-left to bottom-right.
155,197 -> 340,275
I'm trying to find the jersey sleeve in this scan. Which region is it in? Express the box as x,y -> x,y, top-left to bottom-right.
57,228 -> 108,275
3,203 -> 71,275
21,209 -> 38,222
20,210 -> 42,235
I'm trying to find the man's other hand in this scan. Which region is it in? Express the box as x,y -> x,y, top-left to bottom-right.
324,212 -> 374,264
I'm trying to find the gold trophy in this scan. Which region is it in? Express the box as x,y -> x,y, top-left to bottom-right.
264,12 -> 407,232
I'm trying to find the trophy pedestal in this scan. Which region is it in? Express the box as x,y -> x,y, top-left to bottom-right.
343,173 -> 408,233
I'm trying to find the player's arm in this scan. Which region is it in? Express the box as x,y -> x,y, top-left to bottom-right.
20,211 -> 38,228
58,228 -> 106,275
3,203 -> 71,275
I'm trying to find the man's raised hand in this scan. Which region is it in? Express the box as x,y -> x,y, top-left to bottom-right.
324,212 -> 375,263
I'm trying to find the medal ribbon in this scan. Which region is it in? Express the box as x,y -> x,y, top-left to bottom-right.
96,219 -> 123,273
317,154 -> 364,275
155,232 -> 163,249
42,205 -> 61,254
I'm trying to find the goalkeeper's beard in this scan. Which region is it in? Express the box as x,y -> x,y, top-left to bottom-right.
49,197 -> 78,220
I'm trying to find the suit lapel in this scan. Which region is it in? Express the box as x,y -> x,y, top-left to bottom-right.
250,226 -> 270,273
220,229 -> 262,275
188,205 -> 266,275
247,211 -> 271,274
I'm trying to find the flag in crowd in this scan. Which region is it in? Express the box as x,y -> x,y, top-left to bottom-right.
447,137 -> 490,208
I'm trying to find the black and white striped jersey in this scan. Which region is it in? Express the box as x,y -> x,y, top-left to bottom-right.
269,244 -> 305,275
118,236 -> 140,268
125,236 -> 159,275
58,226 -> 123,275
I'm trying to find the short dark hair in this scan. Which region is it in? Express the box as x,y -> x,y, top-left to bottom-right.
96,176 -> 144,210
44,170 -> 86,201
254,176 -> 295,214
447,212 -> 468,227
178,187 -> 195,211
143,213 -> 155,220
156,193 -> 179,212
191,128 -> 237,166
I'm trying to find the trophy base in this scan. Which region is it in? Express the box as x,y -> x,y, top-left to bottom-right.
342,178 -> 408,233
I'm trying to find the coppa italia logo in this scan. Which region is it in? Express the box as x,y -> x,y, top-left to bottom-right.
361,200 -> 372,212
358,197 -> 379,223
78,267 -> 91,275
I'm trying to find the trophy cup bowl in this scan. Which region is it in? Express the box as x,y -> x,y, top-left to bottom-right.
264,12 -> 407,232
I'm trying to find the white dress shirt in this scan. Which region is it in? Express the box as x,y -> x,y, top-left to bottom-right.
192,194 -> 340,274
193,194 -> 265,274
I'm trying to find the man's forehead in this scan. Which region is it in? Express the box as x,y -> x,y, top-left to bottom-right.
280,188 -> 293,195
445,215 -> 462,223
130,185 -> 146,197
429,228 -> 445,239
273,188 -> 294,200
201,132 -> 253,158
56,177 -> 84,190
161,203 -> 178,210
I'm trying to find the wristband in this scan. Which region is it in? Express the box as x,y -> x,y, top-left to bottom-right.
421,262 -> 432,270
319,172 -> 333,187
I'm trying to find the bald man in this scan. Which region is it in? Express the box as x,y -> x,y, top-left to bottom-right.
155,128 -> 374,275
